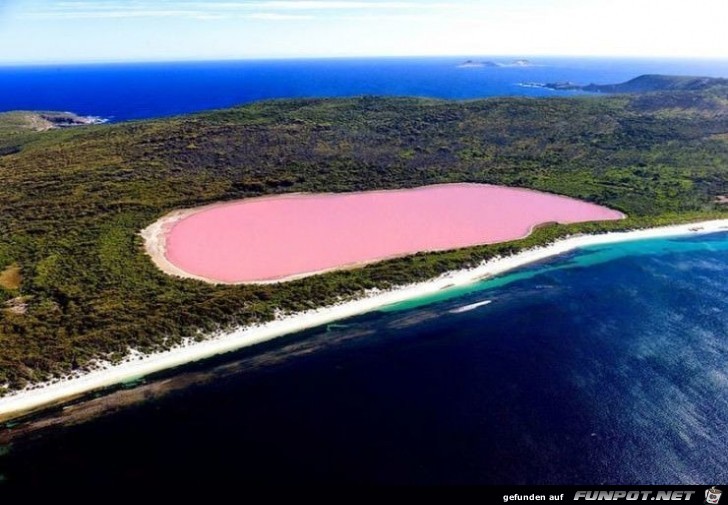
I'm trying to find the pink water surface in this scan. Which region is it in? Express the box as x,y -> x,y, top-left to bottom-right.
164,184 -> 623,283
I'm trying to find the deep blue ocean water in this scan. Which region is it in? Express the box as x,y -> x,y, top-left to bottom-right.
2,233 -> 727,485
2,57 -> 728,121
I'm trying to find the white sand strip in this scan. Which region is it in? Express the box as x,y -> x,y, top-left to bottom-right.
2,219 -> 727,420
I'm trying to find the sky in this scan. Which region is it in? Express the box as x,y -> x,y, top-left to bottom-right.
0,0 -> 727,64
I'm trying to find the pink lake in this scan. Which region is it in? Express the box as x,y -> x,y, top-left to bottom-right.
164,184 -> 624,283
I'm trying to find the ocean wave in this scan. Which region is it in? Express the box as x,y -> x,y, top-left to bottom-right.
449,300 -> 492,313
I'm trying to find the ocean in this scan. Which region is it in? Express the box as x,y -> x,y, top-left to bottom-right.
2,233 -> 727,485
1,57 -> 727,486
2,57 -> 728,121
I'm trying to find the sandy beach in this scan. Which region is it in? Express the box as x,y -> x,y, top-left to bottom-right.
2,219 -> 728,421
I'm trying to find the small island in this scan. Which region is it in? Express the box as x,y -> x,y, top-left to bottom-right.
458,58 -> 534,68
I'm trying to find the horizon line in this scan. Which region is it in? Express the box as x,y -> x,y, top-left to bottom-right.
2,53 -> 728,67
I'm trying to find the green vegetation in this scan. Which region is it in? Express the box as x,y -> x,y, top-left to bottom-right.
1,85 -> 728,392
583,74 -> 728,93
543,74 -> 728,93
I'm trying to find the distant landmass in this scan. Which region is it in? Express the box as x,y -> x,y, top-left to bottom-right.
458,59 -> 534,68
0,111 -> 105,133
521,74 -> 728,93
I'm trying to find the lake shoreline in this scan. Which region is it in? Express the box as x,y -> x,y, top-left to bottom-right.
141,183 -> 625,284
2,218 -> 728,422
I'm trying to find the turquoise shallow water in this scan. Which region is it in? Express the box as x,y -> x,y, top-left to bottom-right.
384,232 -> 728,313
2,232 -> 728,485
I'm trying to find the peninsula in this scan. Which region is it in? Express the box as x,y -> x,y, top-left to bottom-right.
522,74 -> 728,93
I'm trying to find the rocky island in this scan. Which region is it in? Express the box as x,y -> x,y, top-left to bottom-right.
458,58 -> 534,68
